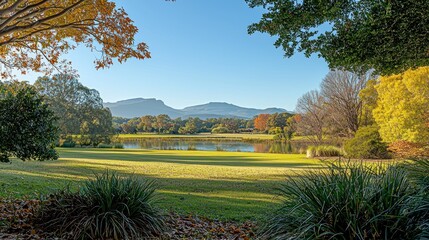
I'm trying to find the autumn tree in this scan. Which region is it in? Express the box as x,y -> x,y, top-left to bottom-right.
138,115 -> 156,132
247,0 -> 429,74
0,0 -> 151,78
295,90 -> 327,143
254,114 -> 270,132
373,67 -> 429,144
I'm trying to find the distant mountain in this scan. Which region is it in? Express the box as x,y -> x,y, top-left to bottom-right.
104,98 -> 182,119
182,102 -> 287,119
104,98 -> 289,119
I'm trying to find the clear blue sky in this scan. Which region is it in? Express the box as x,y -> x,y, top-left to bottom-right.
25,0 -> 330,111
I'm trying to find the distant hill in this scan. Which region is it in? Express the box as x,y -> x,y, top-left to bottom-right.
104,98 -> 182,119
104,98 -> 289,119
182,102 -> 287,119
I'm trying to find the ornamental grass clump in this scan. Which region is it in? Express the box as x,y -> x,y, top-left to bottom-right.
261,162 -> 429,240
306,145 -> 343,158
38,171 -> 164,240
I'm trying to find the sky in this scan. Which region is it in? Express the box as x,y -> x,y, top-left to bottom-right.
23,0 -> 330,111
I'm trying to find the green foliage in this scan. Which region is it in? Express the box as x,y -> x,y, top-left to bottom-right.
306,145 -> 342,158
35,74 -> 114,146
261,162 -> 429,239
359,79 -> 378,126
38,171 -> 164,239
0,82 -> 58,162
60,141 -> 76,148
344,125 -> 390,159
97,143 -> 124,149
211,126 -> 229,133
247,0 -> 429,74
403,159 -> 429,190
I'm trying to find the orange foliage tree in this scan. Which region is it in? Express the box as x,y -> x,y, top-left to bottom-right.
254,114 -> 270,132
0,0 -> 151,78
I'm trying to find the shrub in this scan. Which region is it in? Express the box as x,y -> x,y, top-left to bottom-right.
96,143 -> 124,149
38,171 -> 164,239
113,143 -> 124,149
306,145 -> 342,158
261,162 -> 429,239
60,141 -> 76,148
344,125 -> 390,159
211,126 -> 229,133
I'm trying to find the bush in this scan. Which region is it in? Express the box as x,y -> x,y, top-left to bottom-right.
38,171 -> 164,239
60,141 -> 76,148
261,162 -> 429,239
306,145 -> 342,158
344,125 -> 390,159
211,126 -> 229,133
97,143 -> 124,149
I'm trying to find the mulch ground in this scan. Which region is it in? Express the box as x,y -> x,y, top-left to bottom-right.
0,199 -> 258,239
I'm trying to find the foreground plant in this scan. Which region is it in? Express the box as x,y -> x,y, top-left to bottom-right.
262,162 -> 429,239
38,171 -> 164,240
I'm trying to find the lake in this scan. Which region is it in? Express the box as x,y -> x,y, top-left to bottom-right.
121,139 -> 311,154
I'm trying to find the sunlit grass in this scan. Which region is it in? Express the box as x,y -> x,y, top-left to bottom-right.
0,148 -> 321,221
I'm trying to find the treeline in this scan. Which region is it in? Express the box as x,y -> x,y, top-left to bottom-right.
294,68 -> 429,159
114,112 -> 295,137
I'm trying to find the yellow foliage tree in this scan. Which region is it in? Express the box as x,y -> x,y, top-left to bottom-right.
373,67 -> 429,144
0,0 -> 151,78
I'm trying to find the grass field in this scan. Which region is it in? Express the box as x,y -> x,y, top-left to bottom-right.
0,148 -> 322,221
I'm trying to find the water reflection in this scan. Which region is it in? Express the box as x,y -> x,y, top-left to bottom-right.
122,139 -> 311,154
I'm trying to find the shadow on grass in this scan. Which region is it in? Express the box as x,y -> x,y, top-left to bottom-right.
58,148 -> 319,168
0,148 -> 323,221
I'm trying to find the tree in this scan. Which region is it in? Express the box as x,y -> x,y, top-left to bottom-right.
247,0 -> 429,74
34,74 -> 113,145
138,116 -> 155,132
373,67 -> 429,144
320,69 -> 372,137
0,81 -> 58,162
359,79 -> 378,126
295,90 -> 327,143
254,114 -> 270,132
155,114 -> 171,134
0,0 -> 151,78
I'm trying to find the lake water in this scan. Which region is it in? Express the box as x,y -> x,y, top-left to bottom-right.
121,139 -> 311,154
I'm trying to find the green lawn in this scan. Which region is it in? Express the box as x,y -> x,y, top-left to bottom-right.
0,148 -> 322,221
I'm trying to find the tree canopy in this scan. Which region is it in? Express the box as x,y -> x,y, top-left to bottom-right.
373,67 -> 429,144
0,0 -> 150,78
0,81 -> 58,162
34,74 -> 113,146
247,0 -> 429,74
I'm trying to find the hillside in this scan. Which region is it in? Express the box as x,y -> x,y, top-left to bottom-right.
104,98 -> 289,119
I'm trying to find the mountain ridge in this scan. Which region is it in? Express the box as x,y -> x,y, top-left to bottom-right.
104,98 -> 290,119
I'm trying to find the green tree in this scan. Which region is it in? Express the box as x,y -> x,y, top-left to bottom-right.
359,79 -> 378,126
0,82 -> 58,162
34,74 -> 113,145
247,0 -> 429,74
155,114 -> 171,134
